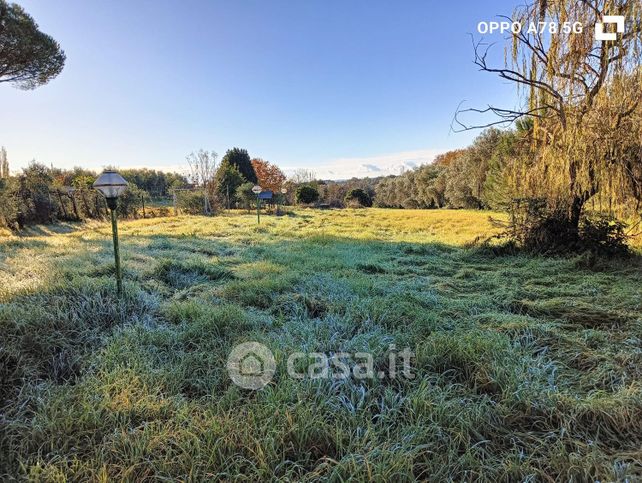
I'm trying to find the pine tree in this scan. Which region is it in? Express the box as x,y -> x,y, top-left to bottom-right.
221,148 -> 257,184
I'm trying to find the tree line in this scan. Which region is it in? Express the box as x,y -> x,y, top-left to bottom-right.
0,157 -> 190,229
178,147 -> 289,214
177,147 -> 374,215
0,146 -> 293,228
3,116 -> 638,231
374,127 -> 528,210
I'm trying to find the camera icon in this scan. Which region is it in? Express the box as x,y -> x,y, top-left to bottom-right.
227,341 -> 276,390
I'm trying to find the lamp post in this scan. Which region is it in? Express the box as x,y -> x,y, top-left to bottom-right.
93,170 -> 128,297
278,187 -> 287,215
252,185 -> 262,224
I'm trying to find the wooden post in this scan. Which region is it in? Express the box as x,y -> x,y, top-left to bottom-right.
95,193 -> 102,218
70,193 -> 80,220
80,190 -> 92,217
56,190 -> 69,219
47,190 -> 54,221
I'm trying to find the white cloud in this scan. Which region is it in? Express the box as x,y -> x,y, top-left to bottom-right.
282,148 -> 446,180
361,163 -> 382,173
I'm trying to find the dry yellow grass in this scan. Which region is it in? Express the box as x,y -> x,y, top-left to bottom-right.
114,208 -> 504,245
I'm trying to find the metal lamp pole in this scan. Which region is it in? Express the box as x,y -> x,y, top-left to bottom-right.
106,198 -> 122,296
93,170 -> 129,298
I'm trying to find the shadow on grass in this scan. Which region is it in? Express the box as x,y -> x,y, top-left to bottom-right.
17,222 -> 87,237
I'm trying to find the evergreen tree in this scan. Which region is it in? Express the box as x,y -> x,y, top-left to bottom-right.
0,1 -> 66,89
213,159 -> 245,208
221,148 -> 257,184
295,185 -> 320,205
236,182 -> 256,211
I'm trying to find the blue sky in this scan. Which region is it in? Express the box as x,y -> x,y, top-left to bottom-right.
1,0 -> 519,179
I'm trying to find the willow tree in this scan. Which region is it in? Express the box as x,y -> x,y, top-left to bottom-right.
459,0 -> 642,227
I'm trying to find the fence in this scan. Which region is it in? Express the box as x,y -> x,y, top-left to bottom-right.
0,183 -> 168,230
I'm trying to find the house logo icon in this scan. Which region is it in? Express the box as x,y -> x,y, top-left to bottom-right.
227,341 -> 276,390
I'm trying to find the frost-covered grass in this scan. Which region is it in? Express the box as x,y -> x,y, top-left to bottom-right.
1,209 -> 641,481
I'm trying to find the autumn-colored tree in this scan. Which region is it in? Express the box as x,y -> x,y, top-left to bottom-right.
251,158 -> 286,192
433,149 -> 467,168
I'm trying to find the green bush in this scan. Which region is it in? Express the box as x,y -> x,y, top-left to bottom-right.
344,188 -> 372,207
235,182 -> 256,211
0,177 -> 19,229
579,214 -> 630,257
295,185 -> 319,205
176,190 -> 208,215
504,198 -> 630,256
115,185 -> 147,218
19,162 -> 55,224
